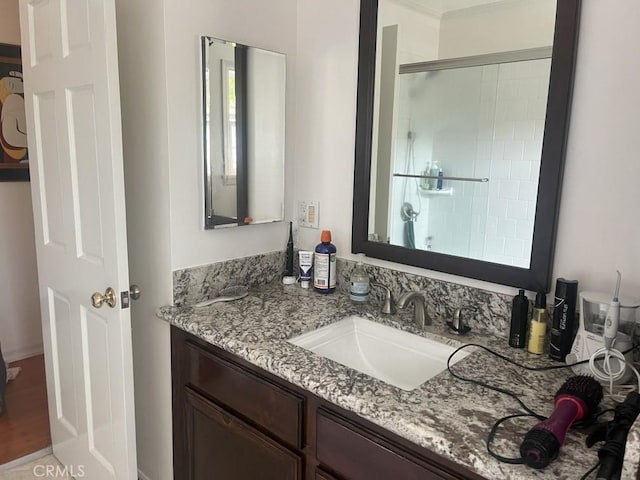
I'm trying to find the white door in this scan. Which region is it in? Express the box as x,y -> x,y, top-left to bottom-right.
19,1 -> 137,479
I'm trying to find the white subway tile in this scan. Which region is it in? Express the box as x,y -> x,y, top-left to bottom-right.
529,160 -> 541,181
486,215 -> 499,235
503,140 -> 525,161
485,236 -> 506,255
513,257 -> 531,268
497,217 -> 517,238
491,160 -> 511,180
474,156 -> 491,177
518,78 -> 540,98
524,140 -> 543,162
510,161 -> 531,180
494,122 -> 515,141
497,80 -> 519,100
518,181 -> 538,202
499,180 -> 519,200
482,65 -> 499,82
504,237 -> 525,257
486,253 -> 515,266
516,219 -> 535,241
507,200 -> 528,220
534,119 -> 546,140
488,198 -> 508,218
513,120 -> 536,141
479,125 -> 494,140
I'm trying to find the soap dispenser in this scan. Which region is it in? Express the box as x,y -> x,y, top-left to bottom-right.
350,254 -> 370,303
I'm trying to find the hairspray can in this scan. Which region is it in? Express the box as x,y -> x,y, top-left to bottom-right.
549,278 -> 579,361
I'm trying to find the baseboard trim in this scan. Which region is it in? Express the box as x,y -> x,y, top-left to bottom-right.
0,446 -> 53,473
3,343 -> 44,363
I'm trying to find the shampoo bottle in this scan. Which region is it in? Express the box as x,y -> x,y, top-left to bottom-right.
429,161 -> 440,190
314,230 -> 337,294
528,292 -> 548,354
549,278 -> 579,361
509,290 -> 529,348
350,253 -> 370,303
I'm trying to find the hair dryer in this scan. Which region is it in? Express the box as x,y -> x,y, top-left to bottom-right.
520,375 -> 603,469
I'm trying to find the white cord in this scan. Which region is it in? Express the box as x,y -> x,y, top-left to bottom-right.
588,341 -> 640,401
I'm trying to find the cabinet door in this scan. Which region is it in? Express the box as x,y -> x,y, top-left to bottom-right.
316,468 -> 341,480
183,387 -> 302,480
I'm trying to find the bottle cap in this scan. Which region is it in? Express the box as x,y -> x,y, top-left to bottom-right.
321,230 -> 332,243
535,291 -> 546,309
554,278 -> 579,298
282,276 -> 296,285
300,280 -> 310,289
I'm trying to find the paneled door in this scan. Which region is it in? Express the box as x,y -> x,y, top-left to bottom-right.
19,1 -> 137,479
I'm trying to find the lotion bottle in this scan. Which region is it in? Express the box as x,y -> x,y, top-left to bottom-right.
528,292 -> 548,354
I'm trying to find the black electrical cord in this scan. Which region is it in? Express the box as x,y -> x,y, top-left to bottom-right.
580,462 -> 601,480
446,343 -> 639,474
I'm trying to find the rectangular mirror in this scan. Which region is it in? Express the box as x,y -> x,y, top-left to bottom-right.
352,0 -> 581,291
202,36 -> 286,229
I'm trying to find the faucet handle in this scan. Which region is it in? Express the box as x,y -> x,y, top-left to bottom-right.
448,306 -> 476,335
371,283 -> 396,315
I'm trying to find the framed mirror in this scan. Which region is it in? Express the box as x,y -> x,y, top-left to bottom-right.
202,36 -> 286,229
352,0 -> 581,291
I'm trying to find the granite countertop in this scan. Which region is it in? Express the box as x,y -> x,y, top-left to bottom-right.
158,282 -> 640,480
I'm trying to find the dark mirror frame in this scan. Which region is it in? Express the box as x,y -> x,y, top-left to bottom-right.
352,0 -> 581,291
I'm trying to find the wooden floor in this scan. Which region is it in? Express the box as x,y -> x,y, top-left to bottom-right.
0,355 -> 51,466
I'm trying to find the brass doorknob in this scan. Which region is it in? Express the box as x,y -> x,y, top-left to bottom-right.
91,287 -> 117,309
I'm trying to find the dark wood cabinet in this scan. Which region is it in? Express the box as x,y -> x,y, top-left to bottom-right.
172,326 -> 485,480
183,387 -> 302,480
315,468 -> 341,480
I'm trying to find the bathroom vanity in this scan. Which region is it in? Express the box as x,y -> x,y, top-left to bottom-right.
161,282 -> 629,479
171,327 -> 484,480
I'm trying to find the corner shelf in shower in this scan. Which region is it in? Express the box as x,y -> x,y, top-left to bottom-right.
418,188 -> 453,196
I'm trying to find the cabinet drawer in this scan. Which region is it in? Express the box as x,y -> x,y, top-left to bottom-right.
185,341 -> 304,448
317,408 -> 459,480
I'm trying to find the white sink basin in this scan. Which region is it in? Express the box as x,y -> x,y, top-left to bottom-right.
288,316 -> 469,391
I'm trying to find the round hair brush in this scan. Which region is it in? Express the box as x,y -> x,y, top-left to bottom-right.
520,375 -> 603,469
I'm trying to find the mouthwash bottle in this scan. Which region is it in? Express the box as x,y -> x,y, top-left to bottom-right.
314,230 -> 337,294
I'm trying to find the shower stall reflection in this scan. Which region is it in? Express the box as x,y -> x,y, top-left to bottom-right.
382,53 -> 551,268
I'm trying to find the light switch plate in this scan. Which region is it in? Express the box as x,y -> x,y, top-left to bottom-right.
298,200 -> 319,229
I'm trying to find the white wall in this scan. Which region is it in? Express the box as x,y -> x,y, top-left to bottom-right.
0,0 -> 42,362
294,0 -> 640,300
439,0 -> 556,58
295,0 -> 360,253
116,1 -> 298,478
554,0 -> 640,300
115,1 -> 174,479
247,48 -> 286,223
164,0 -> 297,271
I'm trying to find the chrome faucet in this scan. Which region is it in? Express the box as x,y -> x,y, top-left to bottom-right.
397,291 -> 429,329
370,283 -> 396,314
447,306 -> 475,335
